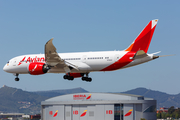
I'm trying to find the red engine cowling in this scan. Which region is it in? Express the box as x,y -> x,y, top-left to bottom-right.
28,62 -> 49,75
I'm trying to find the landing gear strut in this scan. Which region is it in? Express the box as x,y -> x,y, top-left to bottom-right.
82,73 -> 92,82
14,73 -> 19,81
63,73 -> 74,80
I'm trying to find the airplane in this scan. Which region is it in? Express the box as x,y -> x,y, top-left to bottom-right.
3,19 -> 161,82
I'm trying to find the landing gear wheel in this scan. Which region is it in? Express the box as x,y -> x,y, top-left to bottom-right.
63,75 -> 68,79
14,73 -> 19,81
63,75 -> 74,81
68,76 -> 74,80
15,78 -> 19,81
87,77 -> 92,82
82,77 -> 87,81
82,77 -> 92,82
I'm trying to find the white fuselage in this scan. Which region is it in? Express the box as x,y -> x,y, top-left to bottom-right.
3,50 -> 154,74
3,19 -> 159,81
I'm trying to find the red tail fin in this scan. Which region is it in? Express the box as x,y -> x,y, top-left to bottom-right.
125,19 -> 158,53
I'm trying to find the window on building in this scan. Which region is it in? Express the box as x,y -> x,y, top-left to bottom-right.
120,104 -> 123,120
143,105 -> 156,113
114,104 -> 123,120
114,104 -> 120,120
89,111 -> 94,116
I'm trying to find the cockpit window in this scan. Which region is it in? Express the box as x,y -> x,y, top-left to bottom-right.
7,61 -> 9,63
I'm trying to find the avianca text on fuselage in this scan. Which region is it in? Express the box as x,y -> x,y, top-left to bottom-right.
3,19 -> 162,82
18,56 -> 45,65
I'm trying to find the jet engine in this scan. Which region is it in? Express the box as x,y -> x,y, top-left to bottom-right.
27,62 -> 49,75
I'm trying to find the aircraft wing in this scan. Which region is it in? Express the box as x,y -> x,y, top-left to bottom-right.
45,38 -> 78,72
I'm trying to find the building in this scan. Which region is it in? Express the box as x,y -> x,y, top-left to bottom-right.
41,93 -> 156,120
22,114 -> 30,119
0,113 -> 24,119
157,107 -> 168,113
30,114 -> 41,119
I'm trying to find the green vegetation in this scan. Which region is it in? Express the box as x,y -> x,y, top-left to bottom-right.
2,85 -> 180,117
123,87 -> 180,108
0,85 -> 48,114
0,85 -> 88,114
157,106 -> 180,119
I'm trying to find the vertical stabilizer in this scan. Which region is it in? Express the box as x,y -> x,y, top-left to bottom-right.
125,19 -> 158,53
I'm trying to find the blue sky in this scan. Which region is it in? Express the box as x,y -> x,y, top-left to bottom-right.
1,1 -> 179,94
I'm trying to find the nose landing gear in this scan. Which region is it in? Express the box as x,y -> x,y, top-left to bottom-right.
14,73 -> 19,81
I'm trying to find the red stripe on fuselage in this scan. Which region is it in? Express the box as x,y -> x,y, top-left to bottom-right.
100,52 -> 135,71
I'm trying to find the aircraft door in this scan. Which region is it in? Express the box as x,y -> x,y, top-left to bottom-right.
12,58 -> 17,66
114,54 -> 120,62
65,105 -> 72,120
82,55 -> 87,63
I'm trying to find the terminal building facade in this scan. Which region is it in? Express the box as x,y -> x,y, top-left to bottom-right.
41,93 -> 156,120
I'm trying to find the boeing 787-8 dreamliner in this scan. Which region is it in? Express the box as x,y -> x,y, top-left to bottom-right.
3,19 -> 161,82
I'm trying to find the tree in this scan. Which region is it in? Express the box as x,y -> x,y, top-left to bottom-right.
161,112 -> 166,119
157,112 -> 161,119
166,113 -> 170,118
168,106 -> 175,114
175,113 -> 179,119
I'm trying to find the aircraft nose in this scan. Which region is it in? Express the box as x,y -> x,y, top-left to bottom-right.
3,64 -> 10,72
3,65 -> 7,72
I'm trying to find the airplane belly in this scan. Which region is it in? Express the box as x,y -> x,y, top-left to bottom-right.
77,62 -> 92,71
87,60 -> 114,71
14,64 -> 29,74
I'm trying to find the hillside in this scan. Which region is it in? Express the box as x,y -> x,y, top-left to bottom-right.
122,87 -> 180,108
35,87 -> 88,98
0,85 -> 180,114
0,85 -> 88,114
0,85 -> 48,114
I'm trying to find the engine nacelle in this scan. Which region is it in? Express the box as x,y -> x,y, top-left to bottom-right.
28,62 -> 49,75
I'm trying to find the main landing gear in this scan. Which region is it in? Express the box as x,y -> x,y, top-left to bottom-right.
63,74 -> 74,80
14,73 -> 19,81
82,77 -> 92,82
63,73 -> 92,82
82,73 -> 92,82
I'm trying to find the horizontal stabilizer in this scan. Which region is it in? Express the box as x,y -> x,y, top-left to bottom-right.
153,54 -> 175,59
133,50 -> 148,59
152,51 -> 161,55
159,54 -> 175,57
